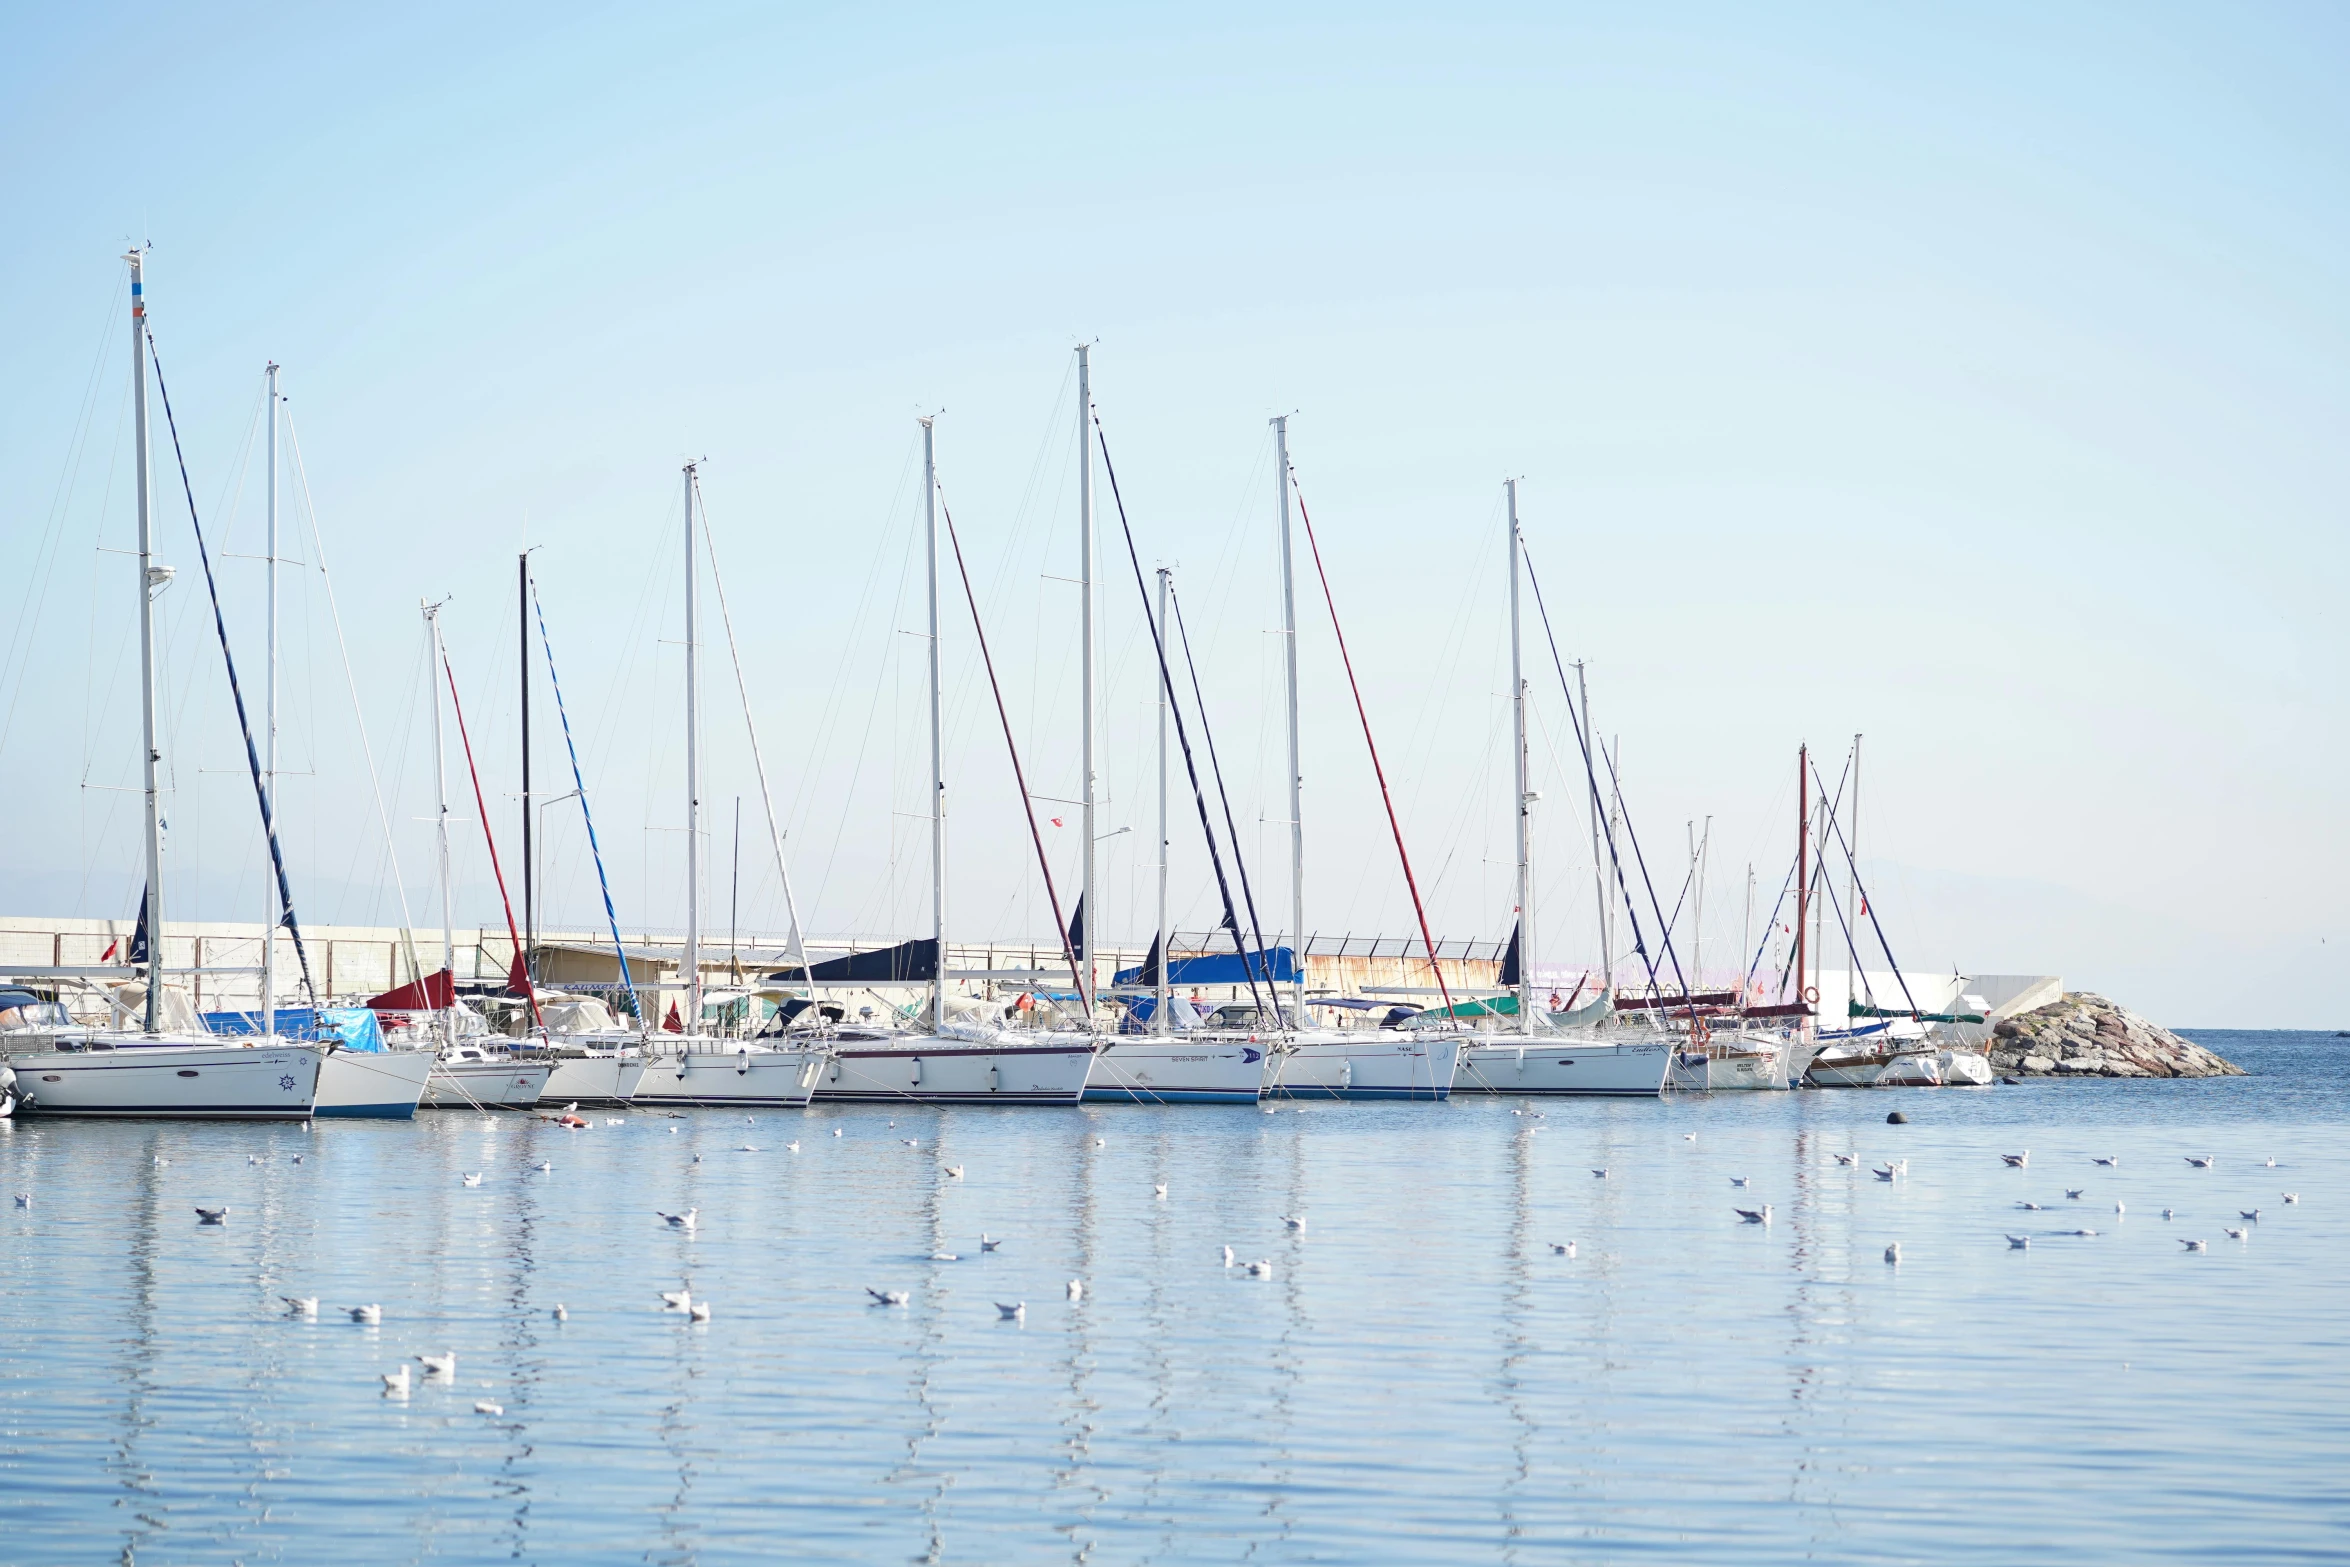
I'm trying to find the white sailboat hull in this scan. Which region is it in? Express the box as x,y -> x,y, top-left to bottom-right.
815,1038 -> 1094,1105
536,1051 -> 647,1107
1670,1042 -> 1790,1092
1454,1036 -> 1670,1097
1264,1033 -> 1460,1101
633,1043 -> 826,1108
423,1057 -> 553,1110
5,1039 -> 323,1119
1084,1037 -> 1266,1103
315,1047 -> 434,1118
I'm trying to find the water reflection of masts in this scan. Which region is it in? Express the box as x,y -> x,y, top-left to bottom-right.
115,1133 -> 169,1556
1780,1126 -> 1834,1511
1497,1119 -> 1538,1561
497,1119 -> 547,1556
881,1112 -> 950,1563
1055,1122 -> 1104,1539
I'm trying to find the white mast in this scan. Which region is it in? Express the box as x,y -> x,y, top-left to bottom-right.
922,417 -> 947,1031
683,463 -> 703,1035
1577,663 -> 1612,1002
1507,480 -> 1533,1035
128,251 -> 166,1036
1849,732 -> 1862,1008
263,361 -> 279,1039
1076,345 -> 1097,1018
425,600 -> 454,1049
1272,415 -> 1305,1028
1154,565 -> 1171,1035
1693,815 -> 1711,993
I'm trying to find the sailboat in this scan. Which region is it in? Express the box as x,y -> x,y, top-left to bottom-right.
625,464 -> 832,1108
1255,417 -> 1459,1101
1,254 -> 325,1118
1454,483 -> 1669,1098
806,420 -> 1095,1104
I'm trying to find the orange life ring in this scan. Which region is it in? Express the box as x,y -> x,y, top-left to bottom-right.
1803,986 -> 1820,1005
1692,1017 -> 1712,1046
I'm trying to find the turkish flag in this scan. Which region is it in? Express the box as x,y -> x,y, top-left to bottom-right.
663,1001 -> 684,1033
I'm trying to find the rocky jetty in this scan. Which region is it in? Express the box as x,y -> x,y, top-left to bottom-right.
1988,992 -> 2242,1078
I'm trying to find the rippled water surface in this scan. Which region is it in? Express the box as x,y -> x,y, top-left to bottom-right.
4,1030 -> 2346,1565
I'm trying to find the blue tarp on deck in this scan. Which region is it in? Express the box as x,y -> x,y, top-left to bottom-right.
201,1006 -> 387,1052
1112,947 -> 1299,987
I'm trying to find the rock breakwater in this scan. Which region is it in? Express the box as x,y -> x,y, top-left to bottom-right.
1988,992 -> 2241,1078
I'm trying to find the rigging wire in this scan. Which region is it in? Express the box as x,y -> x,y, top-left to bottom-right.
529,579 -> 641,1021
1168,581 -> 1280,988
439,641 -> 541,1030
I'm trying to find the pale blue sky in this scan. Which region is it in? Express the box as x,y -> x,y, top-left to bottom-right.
4,3 -> 2344,1023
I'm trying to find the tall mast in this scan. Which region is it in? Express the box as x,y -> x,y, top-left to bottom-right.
1075,345 -> 1097,1018
683,464 -> 703,1034
1694,815 -> 1711,994
263,360 -> 280,1037
1506,480 -> 1533,1035
128,253 -> 166,1034
520,552 -> 533,989
1578,663 -> 1611,1000
1272,415 -> 1305,1028
426,600 -> 454,1048
1849,732 -> 1862,1005
1794,743 -> 1809,1028
1154,565 -> 1171,1035
922,417 -> 947,1031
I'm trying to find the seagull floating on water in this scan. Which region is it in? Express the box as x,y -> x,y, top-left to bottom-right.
2016,1202 -> 2047,1212
2116,1202 -> 2126,1215
692,1154 -> 703,1164
2007,1235 -> 2030,1249
2186,1155 -> 2214,1168
1552,1242 -> 1576,1257
996,1302 -> 1025,1320
1730,1176 -> 1750,1188
930,1252 -> 960,1262
832,1127 -> 843,1137
1735,1205 -> 1772,1225
868,1288 -> 910,1306
1833,1153 -> 1857,1166
1684,1133 -> 1698,1142
1221,1245 -> 1235,1267
1282,1215 -> 1305,1230
2163,1208 -> 2175,1219
12,1192 -> 29,1207
2284,1193 -> 2300,1204
2224,1227 -> 2248,1241
283,1296 -> 318,1316
980,1234 -> 1002,1252
1067,1279 -> 1084,1301
901,1138 -> 919,1148
946,1166 -> 965,1179
1884,1243 -> 1901,1264
2181,1238 -> 2207,1251
659,1289 -> 692,1309
249,1155 -> 263,1165
1591,1168 -> 1611,1180
1245,1260 -> 1273,1277
1154,1183 -> 1168,1199
2002,1152 -> 2029,1168
786,1141 -> 801,1153
1873,1167 -> 1897,1182
689,1301 -> 711,1322
2093,1156 -> 2119,1167
2066,1189 -> 2085,1200
417,1352 -> 456,1377
1094,1137 -> 1106,1147
461,1173 -> 482,1188
2070,1228 -> 2098,1237
534,1161 -> 552,1173
291,1155 -> 304,1164
350,1304 -> 382,1324
475,1401 -> 504,1416
382,1367 -> 410,1394
739,1145 -> 759,1153
2240,1209 -> 2261,1222
552,1304 -> 568,1322
196,1206 -> 230,1224
2265,1157 -> 2277,1168
657,1208 -> 699,1231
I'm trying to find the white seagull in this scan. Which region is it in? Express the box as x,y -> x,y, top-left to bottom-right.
1245,1259 -> 1273,1277
2002,1152 -> 2029,1168
901,1138 -> 919,1148
657,1208 -> 699,1231
2093,1156 -> 2120,1167
996,1302 -> 1025,1320
382,1367 -> 411,1394
2066,1189 -> 2085,1200
2181,1238 -> 2207,1251
1221,1245 -> 1235,1267
283,1296 -> 319,1316
534,1161 -> 553,1173
980,1235 -> 1002,1252
417,1352 -> 456,1377
1833,1153 -> 1857,1166
1735,1205 -> 1772,1225
1552,1242 -> 1576,1257
475,1401 -> 504,1416
2225,1227 -> 2248,1241
1884,1243 -> 1901,1264
1066,1279 -> 1084,1301
833,1127 -> 843,1137
1873,1167 -> 1897,1182
2284,1193 -> 2300,1204
739,1145 -> 759,1154
552,1305 -> 568,1322
2070,1228 -> 2098,1237
2239,1210 -> 2261,1222
2006,1235 -> 2030,1249
2116,1202 -> 2126,1215
1730,1176 -> 1750,1188
196,1206 -> 230,1224
930,1252 -> 959,1262
1154,1183 -> 1168,1199
461,1173 -> 482,1187
786,1141 -> 801,1153
1282,1215 -> 1305,1230
945,1166 -> 965,1179
2186,1155 -> 2215,1168
868,1288 -> 910,1306
689,1301 -> 711,1322
2163,1208 -> 2175,1219
1591,1168 -> 1611,1180
350,1304 -> 383,1324
2016,1202 -> 2047,1211
659,1288 -> 692,1310
13,1193 -> 28,1206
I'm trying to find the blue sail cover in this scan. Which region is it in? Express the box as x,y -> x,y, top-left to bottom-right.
201,1006 -> 387,1052
1113,947 -> 1299,987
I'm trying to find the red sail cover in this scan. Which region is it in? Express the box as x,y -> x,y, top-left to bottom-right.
367,969 -> 454,1012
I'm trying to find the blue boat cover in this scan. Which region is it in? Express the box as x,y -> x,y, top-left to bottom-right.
201,1006 -> 387,1052
1112,947 -> 1298,987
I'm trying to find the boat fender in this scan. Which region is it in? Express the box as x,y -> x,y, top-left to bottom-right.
1886,1111 -> 1908,1125
737,1048 -> 749,1076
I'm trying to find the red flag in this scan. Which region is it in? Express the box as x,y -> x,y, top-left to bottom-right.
101,939 -> 118,961
663,1001 -> 683,1033
1051,817 -> 1064,827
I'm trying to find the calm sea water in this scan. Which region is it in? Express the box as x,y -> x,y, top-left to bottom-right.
3,1030 -> 2345,1566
